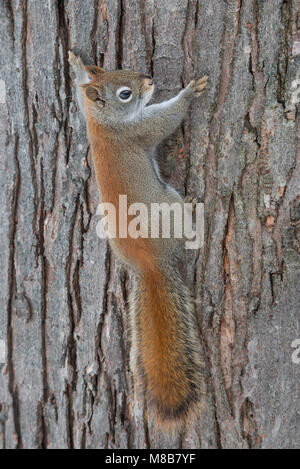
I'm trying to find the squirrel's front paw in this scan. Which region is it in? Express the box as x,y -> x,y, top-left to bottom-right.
187,76 -> 208,96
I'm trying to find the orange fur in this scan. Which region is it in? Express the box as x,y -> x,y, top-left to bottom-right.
130,268 -> 203,430
140,272 -> 190,407
87,113 -> 159,272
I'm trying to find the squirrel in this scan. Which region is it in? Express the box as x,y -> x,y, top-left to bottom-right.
68,51 -> 208,430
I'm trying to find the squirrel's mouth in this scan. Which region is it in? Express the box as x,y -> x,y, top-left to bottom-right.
141,89 -> 154,106
140,82 -> 154,92
140,84 -> 154,105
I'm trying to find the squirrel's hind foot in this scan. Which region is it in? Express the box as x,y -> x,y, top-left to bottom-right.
184,195 -> 202,209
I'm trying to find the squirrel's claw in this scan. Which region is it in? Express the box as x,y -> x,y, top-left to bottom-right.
187,75 -> 208,96
198,75 -> 208,84
184,195 -> 201,209
194,76 -> 208,96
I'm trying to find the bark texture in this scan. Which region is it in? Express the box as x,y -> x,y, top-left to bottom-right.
0,0 -> 300,449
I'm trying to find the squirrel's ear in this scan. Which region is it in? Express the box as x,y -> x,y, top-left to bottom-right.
86,65 -> 105,79
85,85 -> 99,101
80,84 -> 105,107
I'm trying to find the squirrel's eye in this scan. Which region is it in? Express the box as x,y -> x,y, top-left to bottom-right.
119,90 -> 131,99
117,87 -> 132,102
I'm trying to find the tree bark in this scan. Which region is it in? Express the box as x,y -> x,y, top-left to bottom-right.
0,0 -> 300,449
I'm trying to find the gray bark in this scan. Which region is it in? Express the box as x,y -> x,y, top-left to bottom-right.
0,0 -> 300,449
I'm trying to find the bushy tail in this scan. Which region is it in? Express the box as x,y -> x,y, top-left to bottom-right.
129,266 -> 205,429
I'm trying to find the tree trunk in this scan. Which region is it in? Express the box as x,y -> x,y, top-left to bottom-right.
0,0 -> 300,449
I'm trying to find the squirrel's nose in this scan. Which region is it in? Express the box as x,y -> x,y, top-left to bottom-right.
142,74 -> 153,86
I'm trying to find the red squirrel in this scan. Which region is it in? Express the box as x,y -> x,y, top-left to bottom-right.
68,51 -> 207,430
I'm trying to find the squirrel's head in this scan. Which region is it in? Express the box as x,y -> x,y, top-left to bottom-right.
80,68 -> 154,120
